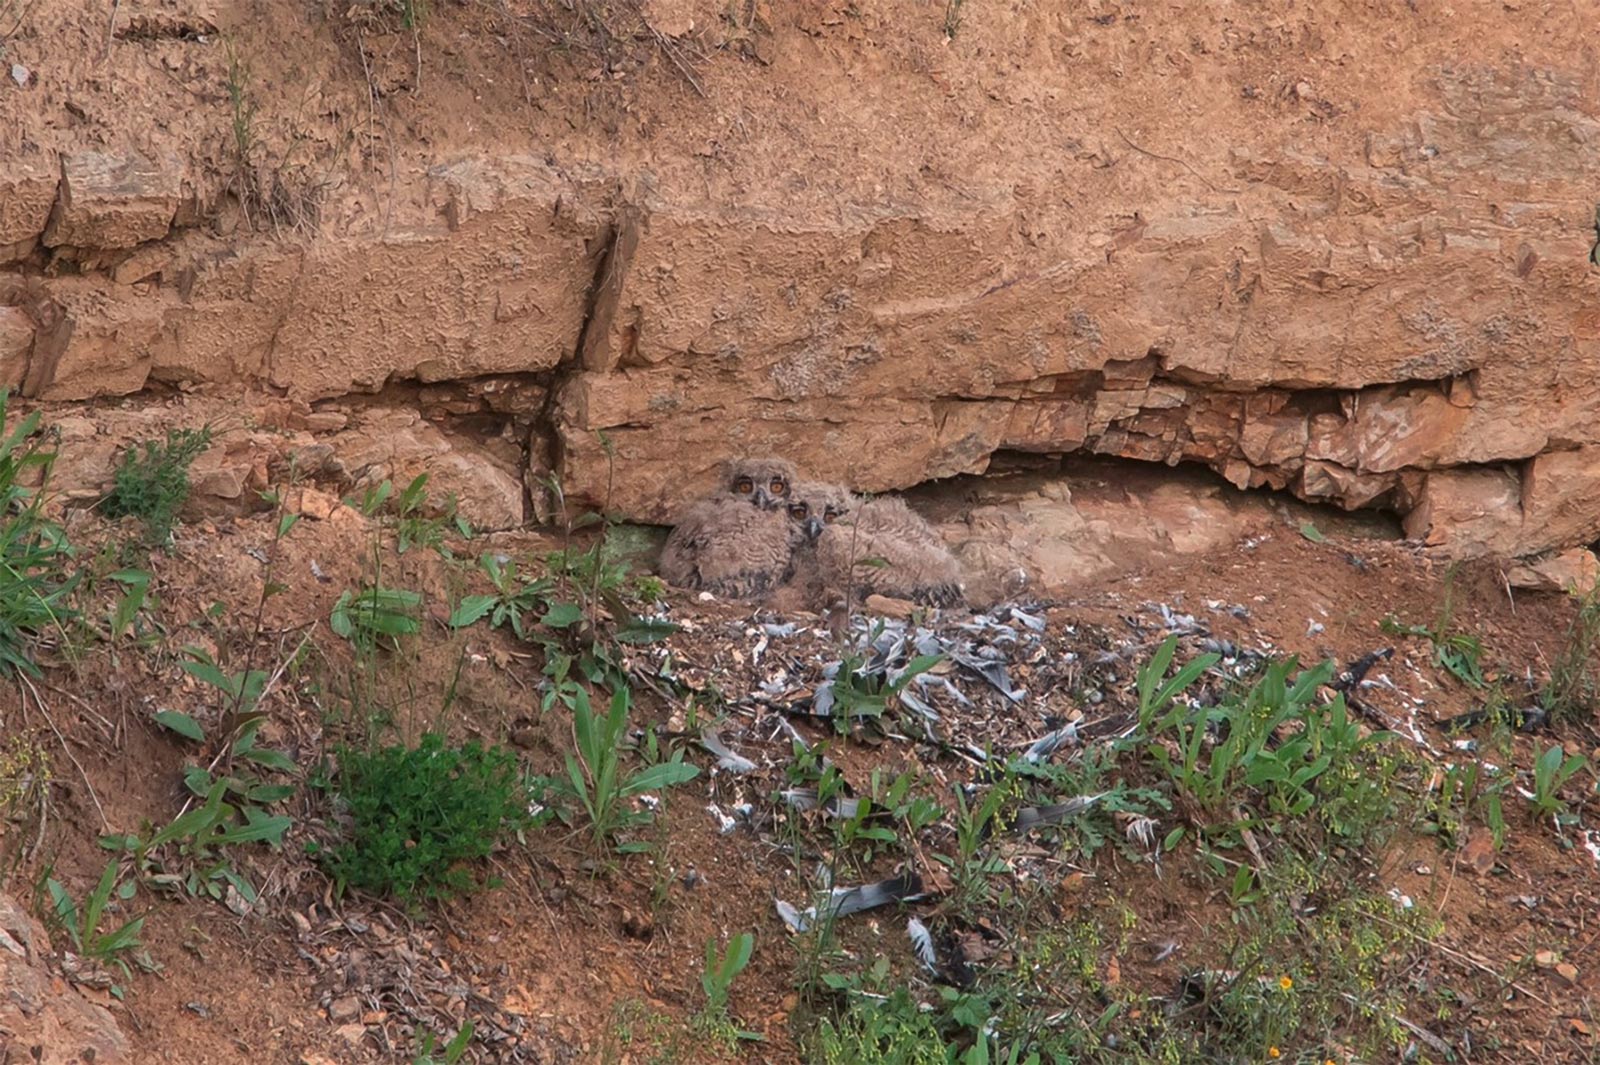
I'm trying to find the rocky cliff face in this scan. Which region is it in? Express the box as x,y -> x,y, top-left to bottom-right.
1,0 -> 1597,575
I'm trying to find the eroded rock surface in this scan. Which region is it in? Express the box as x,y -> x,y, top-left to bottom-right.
0,893 -> 130,1064
1,1 -> 1598,570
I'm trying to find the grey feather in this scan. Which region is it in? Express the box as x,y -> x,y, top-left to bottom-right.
699,729 -> 758,774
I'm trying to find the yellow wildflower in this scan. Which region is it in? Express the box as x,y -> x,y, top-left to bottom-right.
1278,975 -> 1294,991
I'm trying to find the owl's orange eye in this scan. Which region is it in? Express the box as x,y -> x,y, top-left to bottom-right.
788,502 -> 809,519
770,479 -> 788,496
735,478 -> 754,494
823,507 -> 840,523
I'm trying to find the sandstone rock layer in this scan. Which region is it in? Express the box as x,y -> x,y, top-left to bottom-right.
1,1 -> 1597,568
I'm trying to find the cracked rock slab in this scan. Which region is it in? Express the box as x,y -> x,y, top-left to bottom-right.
43,151 -> 183,250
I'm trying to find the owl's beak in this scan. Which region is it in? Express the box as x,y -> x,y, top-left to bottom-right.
803,516 -> 824,541
753,486 -> 776,510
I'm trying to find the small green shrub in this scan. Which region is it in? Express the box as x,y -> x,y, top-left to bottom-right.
325,733 -> 529,904
0,393 -> 77,676
559,685 -> 700,851
1544,578 -> 1600,721
45,861 -> 151,995
330,584 -> 422,653
102,426 -> 212,545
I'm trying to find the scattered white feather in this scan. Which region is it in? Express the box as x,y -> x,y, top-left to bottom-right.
907,917 -> 937,974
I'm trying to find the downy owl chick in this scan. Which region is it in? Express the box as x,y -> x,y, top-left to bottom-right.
658,457 -> 802,599
814,492 -> 964,608
765,480 -> 856,611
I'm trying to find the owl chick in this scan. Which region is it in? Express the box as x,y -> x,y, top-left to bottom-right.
764,480 -> 855,612
723,456 -> 797,512
814,492 -> 965,608
658,457 -> 802,599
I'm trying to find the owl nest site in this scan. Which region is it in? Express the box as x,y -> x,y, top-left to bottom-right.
659,457 -> 965,613
3,429 -> 1597,1065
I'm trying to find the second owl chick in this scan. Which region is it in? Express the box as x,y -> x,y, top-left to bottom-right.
791,484 -> 965,608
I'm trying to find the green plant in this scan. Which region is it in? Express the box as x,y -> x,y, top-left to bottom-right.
0,393 -> 77,676
101,426 -> 213,545
105,567 -> 153,645
940,774 -> 1018,912
697,932 -> 759,1044
110,651 -> 295,905
391,473 -> 469,555
1381,576 -> 1489,689
1142,649 -> 1396,850
45,861 -> 150,994
560,685 -> 700,851
1530,743 -> 1587,820
331,584 -> 422,653
412,1021 -> 473,1065
942,0 -> 965,39
324,732 -> 530,905
1425,758 -> 1508,850
812,958 -> 1002,1065
0,733 -> 49,871
1135,635 -> 1219,730
827,646 -> 942,735
448,553 -> 556,640
1544,578 -> 1600,720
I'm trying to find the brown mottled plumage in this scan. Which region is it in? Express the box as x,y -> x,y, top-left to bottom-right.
814,493 -> 964,607
657,458 -> 804,599
765,481 -> 854,610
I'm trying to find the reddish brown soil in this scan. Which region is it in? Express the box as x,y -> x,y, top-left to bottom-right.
7,483 -> 1597,1064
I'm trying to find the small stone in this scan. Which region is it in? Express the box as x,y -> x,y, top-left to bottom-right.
1461,828 -> 1497,876
1534,950 -> 1560,969
9,64 -> 27,88
303,411 -> 348,432
293,487 -> 340,521
863,594 -> 919,620
334,1023 -> 367,1046
1556,963 -> 1580,986
328,995 -> 360,1022
620,907 -> 654,940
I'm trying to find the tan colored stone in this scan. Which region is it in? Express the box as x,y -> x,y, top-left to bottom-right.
1508,549 -> 1599,593
0,155 -> 58,250
1346,387 -> 1471,474
1239,409 -> 1309,468
1520,447 -> 1600,554
1298,461 -> 1396,510
0,306 -> 35,391
1001,397 -> 1090,452
1401,468 -> 1522,557
861,594 -> 920,619
292,487 -> 341,521
326,410 -> 525,531
43,151 -> 183,249
641,0 -> 700,36
271,163 -> 599,400
0,893 -> 130,1064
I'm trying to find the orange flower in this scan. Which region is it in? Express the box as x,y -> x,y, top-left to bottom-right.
1278,975 -> 1294,991
1267,1050 -> 1281,1060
